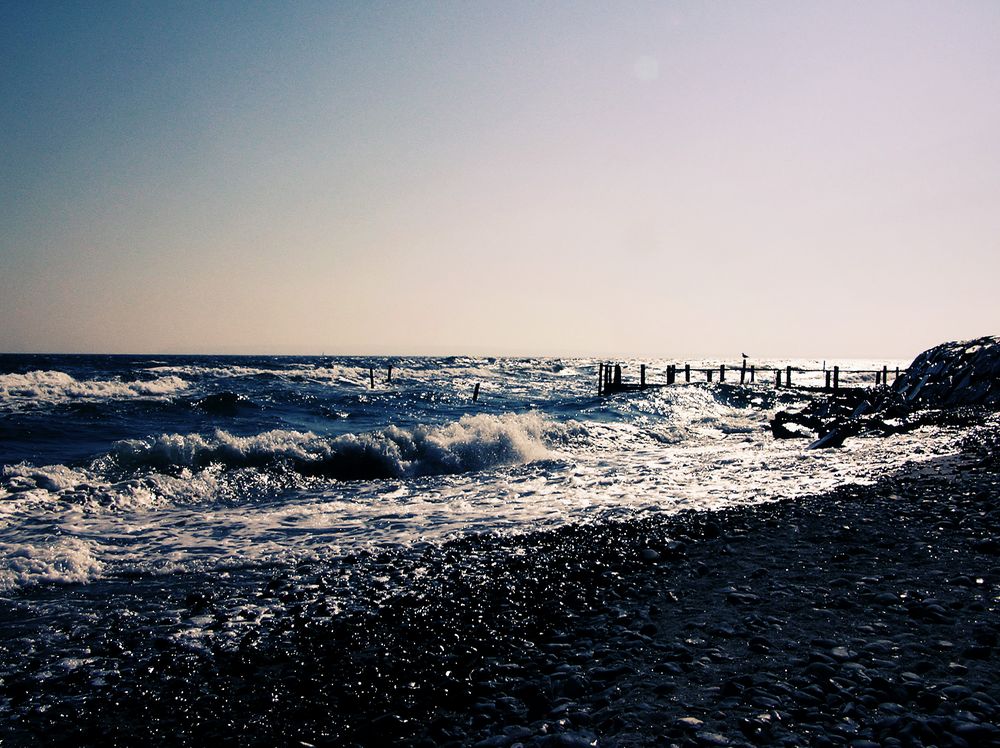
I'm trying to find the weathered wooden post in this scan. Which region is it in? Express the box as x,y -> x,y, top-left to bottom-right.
614,364 -> 622,386
750,365 -> 755,383
473,383 -> 480,402
707,369 -> 714,382
720,364 -> 726,382
875,370 -> 881,386
786,366 -> 792,388
685,364 -> 691,382
387,365 -> 393,383
605,363 -> 612,388
833,366 -> 840,391
740,360 -> 747,384
825,370 -> 832,391
369,367 -> 375,389
598,363 -> 604,396
775,370 -> 781,388
895,367 -> 900,379
640,364 -> 646,389
882,365 -> 888,385
667,365 -> 675,385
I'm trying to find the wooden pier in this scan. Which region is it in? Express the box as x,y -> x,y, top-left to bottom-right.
598,361 -> 900,396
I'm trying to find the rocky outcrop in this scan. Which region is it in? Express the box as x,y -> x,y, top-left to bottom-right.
771,336 -> 1000,448
892,336 -> 1000,408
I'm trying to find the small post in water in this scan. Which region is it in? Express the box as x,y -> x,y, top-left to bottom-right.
740,359 -> 747,384
598,363 -> 604,396
786,366 -> 792,388
720,364 -> 726,382
640,364 -> 646,389
707,369 -> 714,383
775,370 -> 782,388
750,365 -> 756,383
825,370 -> 832,391
473,382 -> 480,403
685,364 -> 691,383
882,365 -> 888,385
833,366 -> 840,391
369,367 -> 375,389
387,365 -> 393,383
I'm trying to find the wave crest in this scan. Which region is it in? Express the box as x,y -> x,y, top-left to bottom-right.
0,370 -> 189,405
0,537 -> 104,591
116,412 -> 581,480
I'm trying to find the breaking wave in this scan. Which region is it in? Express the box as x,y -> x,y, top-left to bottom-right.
147,363 -> 367,386
0,370 -> 189,405
115,412 -> 584,481
0,537 -> 104,591
0,413 -> 585,515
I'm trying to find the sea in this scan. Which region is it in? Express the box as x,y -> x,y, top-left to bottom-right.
1,352 -> 960,595
2,353 -> 974,736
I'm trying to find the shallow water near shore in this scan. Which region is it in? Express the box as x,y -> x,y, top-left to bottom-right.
1,354 -> 934,591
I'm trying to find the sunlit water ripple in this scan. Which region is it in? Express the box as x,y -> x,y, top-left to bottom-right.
0,353 -> 955,594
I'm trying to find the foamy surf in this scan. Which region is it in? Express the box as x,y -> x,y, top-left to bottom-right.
0,369 -> 189,406
114,412 -> 582,480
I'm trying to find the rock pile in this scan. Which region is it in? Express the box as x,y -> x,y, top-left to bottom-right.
893,336 -> 1000,408
771,337 -> 1000,448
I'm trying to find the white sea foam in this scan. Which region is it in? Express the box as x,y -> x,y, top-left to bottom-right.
146,364 -> 367,386
0,370 -> 188,405
0,537 -> 104,591
115,412 -> 583,479
0,462 -> 232,513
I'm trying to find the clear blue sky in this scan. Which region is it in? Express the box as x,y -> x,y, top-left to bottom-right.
2,1 -> 999,357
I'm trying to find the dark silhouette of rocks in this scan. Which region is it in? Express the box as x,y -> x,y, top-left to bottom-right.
893,336 -> 1000,408
772,336 -> 1000,448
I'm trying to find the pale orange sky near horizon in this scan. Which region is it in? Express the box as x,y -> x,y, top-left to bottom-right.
2,1 -> 998,359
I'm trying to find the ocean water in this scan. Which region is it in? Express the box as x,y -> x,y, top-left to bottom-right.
3,353 -> 979,740
0,352 -> 958,597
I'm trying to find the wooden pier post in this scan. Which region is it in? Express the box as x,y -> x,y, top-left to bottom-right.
473,382 -> 480,402
640,364 -> 646,389
707,369 -> 714,382
875,370 -> 881,386
775,370 -> 781,388
833,366 -> 840,391
667,365 -> 675,385
825,370 -> 832,391
750,365 -> 755,383
720,364 -> 726,382
614,364 -> 622,385
895,367 -> 899,379
740,360 -> 747,384
598,363 -> 603,396
369,367 -> 375,389
786,366 -> 792,388
882,365 -> 888,385
685,364 -> 691,383
387,365 -> 393,383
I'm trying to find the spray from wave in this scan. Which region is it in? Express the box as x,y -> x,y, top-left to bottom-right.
0,370 -> 189,405
0,413 -> 585,515
115,412 -> 583,481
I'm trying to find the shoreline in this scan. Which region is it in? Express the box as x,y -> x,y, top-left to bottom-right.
3,418 -> 1000,746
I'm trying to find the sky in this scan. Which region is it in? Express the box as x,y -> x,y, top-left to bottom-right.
2,1 -> 999,358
